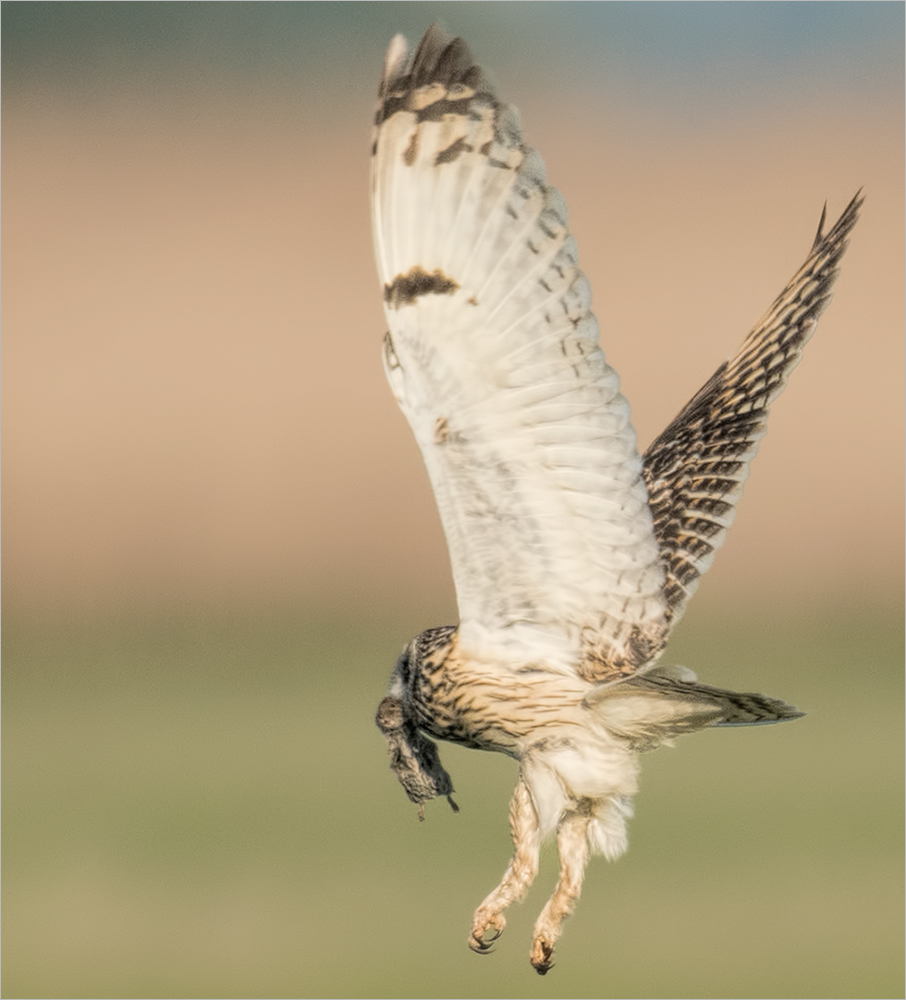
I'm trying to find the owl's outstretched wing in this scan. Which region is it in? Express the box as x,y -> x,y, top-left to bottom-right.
371,26 -> 668,680
642,193 -> 862,628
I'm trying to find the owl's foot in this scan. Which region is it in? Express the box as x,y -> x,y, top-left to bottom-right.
468,909 -> 505,954
527,804 -> 592,974
530,935 -> 555,975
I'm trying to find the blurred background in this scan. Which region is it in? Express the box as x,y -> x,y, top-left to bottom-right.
3,3 -> 903,998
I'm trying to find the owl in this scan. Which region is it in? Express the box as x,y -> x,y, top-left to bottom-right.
371,24 -> 860,973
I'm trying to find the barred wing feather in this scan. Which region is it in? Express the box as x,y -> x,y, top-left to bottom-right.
372,27 -> 669,679
642,193 -> 862,625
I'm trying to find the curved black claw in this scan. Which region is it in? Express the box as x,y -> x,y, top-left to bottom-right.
468,925 -> 503,955
531,940 -> 555,975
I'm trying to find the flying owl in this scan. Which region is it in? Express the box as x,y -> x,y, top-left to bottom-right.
370,24 -> 860,974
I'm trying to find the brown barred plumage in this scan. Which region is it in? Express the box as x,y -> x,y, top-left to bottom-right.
642,193 -> 863,625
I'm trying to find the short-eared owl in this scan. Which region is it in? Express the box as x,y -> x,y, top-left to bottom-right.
371,24 -> 860,974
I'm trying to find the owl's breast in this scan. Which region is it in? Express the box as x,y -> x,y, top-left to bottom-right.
410,632 -> 589,758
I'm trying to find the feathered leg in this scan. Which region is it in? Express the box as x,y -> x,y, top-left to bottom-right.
469,777 -> 540,954
530,803 -> 592,974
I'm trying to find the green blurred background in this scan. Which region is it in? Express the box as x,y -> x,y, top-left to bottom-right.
3,4 -> 903,998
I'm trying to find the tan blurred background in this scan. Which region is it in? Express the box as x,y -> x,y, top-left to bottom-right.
4,4 -> 903,620
4,5 -> 903,999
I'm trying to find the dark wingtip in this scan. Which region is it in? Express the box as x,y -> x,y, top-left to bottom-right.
410,25 -> 473,88
813,202 -> 828,246
812,189 -> 863,251
379,23 -> 492,106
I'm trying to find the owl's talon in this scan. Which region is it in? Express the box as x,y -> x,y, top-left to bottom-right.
469,912 -> 505,954
530,936 -> 555,975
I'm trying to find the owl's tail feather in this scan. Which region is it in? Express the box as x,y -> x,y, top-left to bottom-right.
588,668 -> 803,748
692,683 -> 805,727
